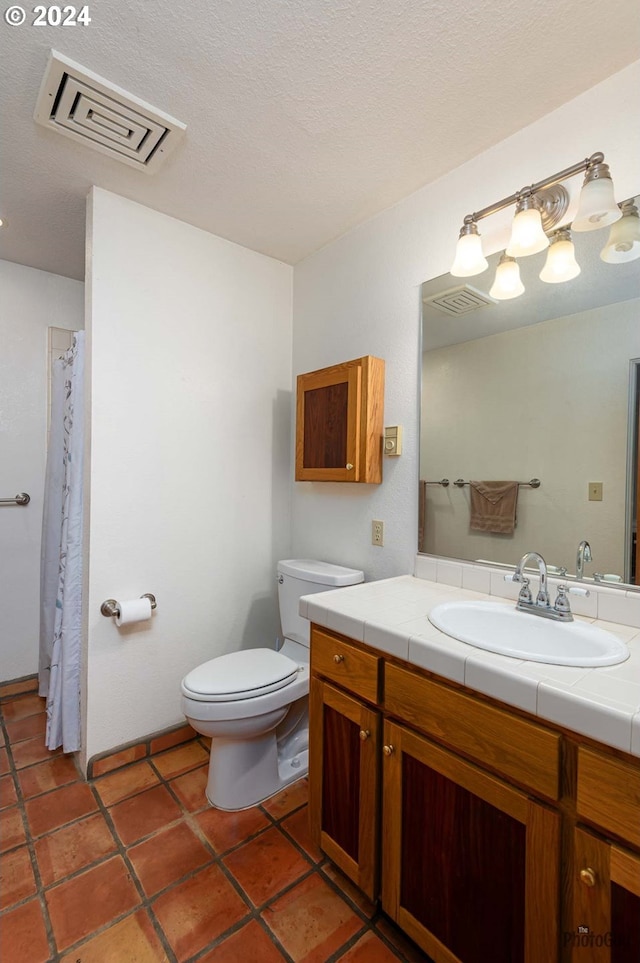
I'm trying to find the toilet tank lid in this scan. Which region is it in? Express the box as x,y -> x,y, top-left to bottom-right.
277,559 -> 364,586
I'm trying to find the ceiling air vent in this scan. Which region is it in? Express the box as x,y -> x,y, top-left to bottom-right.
34,50 -> 186,173
424,284 -> 496,317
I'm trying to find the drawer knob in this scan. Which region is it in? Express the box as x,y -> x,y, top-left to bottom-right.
333,654 -> 344,664
346,464 -> 354,470
359,729 -> 370,742
383,744 -> 395,756
580,868 -> 596,888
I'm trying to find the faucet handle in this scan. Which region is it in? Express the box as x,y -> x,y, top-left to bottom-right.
505,572 -> 532,603
554,584 -> 572,615
556,583 -> 590,598
554,583 -> 590,617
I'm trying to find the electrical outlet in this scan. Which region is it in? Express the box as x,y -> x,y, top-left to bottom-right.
372,520 -> 384,546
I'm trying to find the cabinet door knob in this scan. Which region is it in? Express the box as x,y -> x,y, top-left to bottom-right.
359,729 -> 370,741
383,744 -> 395,756
579,868 -> 596,887
333,654 -> 344,664
346,463 -> 354,470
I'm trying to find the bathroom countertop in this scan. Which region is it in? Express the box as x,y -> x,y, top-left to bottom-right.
300,575 -> 640,758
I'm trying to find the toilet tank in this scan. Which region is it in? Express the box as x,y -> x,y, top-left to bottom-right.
277,559 -> 364,648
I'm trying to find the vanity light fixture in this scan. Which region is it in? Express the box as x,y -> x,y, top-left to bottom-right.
449,151 -> 622,288
600,199 -> 640,263
450,221 -> 489,277
539,229 -> 581,283
506,192 -> 549,258
489,254 -> 525,300
572,159 -> 622,232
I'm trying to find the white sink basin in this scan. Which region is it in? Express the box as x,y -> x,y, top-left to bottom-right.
428,601 -> 629,667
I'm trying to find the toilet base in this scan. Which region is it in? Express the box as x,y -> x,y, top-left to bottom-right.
205,735 -> 308,811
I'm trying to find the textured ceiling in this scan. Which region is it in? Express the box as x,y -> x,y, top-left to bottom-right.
1,0 -> 639,280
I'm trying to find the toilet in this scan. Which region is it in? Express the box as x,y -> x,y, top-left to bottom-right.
181,559 -> 364,810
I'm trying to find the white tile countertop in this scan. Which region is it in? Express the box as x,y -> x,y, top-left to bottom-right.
300,571 -> 640,758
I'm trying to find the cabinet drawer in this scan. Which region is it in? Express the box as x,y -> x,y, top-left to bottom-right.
384,663 -> 560,800
311,627 -> 381,704
577,746 -> 640,848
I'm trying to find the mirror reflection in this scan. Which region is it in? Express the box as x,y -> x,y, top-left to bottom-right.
420,197 -> 640,587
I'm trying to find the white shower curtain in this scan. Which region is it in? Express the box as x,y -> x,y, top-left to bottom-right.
39,331 -> 85,752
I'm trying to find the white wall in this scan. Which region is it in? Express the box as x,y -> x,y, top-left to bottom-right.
291,61 -> 640,581
0,261 -> 84,681
422,301 -> 640,575
84,188 -> 293,766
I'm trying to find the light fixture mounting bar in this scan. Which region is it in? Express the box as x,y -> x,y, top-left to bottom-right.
462,152 -> 605,226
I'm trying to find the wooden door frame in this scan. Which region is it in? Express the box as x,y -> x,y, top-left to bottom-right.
625,358 -> 640,584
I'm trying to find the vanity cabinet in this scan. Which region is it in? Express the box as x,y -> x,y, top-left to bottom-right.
309,679 -> 381,899
308,629 -> 382,899
568,748 -> 640,962
309,624 -> 640,963
295,355 -> 384,483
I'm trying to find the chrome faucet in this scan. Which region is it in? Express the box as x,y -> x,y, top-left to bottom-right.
509,551 -> 588,622
576,540 -> 592,579
513,551 -> 550,608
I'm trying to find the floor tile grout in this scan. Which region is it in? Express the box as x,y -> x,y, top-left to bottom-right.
1,710 -> 60,961
1,703 -> 426,963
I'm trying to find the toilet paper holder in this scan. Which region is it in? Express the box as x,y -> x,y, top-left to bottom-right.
100,594 -> 157,618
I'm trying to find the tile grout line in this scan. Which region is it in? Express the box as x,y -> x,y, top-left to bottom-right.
152,766 -> 331,961
0,706 -> 59,962
172,780 -> 391,961
143,758 -> 298,961
3,718 -> 427,963
81,778 -> 180,963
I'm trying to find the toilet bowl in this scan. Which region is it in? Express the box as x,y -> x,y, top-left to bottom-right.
181,559 -> 364,810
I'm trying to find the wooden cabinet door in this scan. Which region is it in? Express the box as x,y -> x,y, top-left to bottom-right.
295,355 -> 384,483
381,721 -> 560,963
571,827 -> 640,963
309,677 -> 381,898
296,362 -> 361,481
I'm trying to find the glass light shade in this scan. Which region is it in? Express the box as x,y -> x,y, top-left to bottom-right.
506,207 -> 549,257
489,255 -> 525,300
450,230 -> 488,277
572,176 -> 622,232
539,235 -> 581,283
600,211 -> 640,263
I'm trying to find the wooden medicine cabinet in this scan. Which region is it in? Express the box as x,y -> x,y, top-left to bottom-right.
295,356 -> 384,483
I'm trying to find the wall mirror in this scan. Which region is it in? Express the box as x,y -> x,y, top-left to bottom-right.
419,195 -> 640,588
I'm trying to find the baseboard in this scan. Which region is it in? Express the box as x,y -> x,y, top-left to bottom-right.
0,673 -> 39,700
87,721 -> 199,778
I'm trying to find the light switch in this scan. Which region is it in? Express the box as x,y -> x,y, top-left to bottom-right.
588,482 -> 603,501
384,425 -> 403,456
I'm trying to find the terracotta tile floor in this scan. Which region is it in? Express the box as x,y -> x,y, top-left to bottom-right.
0,688 -> 432,962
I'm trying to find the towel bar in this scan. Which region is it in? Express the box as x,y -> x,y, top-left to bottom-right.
453,478 -> 541,488
0,493 -> 30,505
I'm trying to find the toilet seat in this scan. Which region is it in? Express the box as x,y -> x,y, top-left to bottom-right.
181,648 -> 299,703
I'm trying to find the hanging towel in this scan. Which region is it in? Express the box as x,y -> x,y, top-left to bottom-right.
469,481 -> 519,535
418,479 -> 427,552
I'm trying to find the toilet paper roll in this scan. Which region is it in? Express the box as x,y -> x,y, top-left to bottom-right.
115,597 -> 152,627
